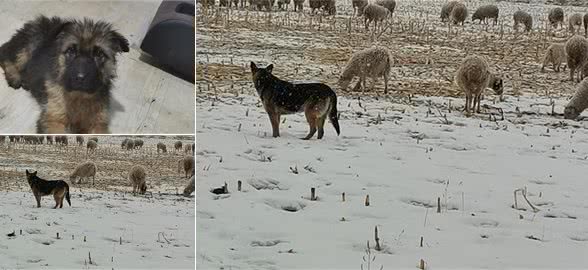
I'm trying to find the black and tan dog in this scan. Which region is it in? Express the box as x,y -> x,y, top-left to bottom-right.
250,62 -> 340,139
0,16 -> 129,133
25,170 -> 71,209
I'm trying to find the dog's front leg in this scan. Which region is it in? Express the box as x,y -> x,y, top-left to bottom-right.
268,112 -> 280,137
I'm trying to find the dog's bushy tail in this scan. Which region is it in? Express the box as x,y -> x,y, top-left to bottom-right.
329,95 -> 340,135
65,184 -> 71,207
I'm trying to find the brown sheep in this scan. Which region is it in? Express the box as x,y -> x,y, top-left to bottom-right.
375,0 -> 395,15
183,175 -> 195,197
450,3 -> 467,25
339,46 -> 393,94
133,139 -> 144,149
548,7 -> 564,29
125,140 -> 135,150
46,136 -> 54,145
76,136 -> 84,146
309,0 -> 321,13
178,156 -> 195,178
472,4 -> 498,25
121,138 -> 130,149
569,13 -> 583,34
542,43 -> 567,72
565,35 -> 588,82
157,142 -> 167,153
455,55 -> 504,115
513,10 -> 532,32
363,3 -> 390,31
440,1 -> 459,22
86,140 -> 97,154
293,0 -> 303,11
128,165 -> 147,195
89,137 -> 98,143
70,161 -> 97,185
353,0 -> 368,15
174,141 -> 183,151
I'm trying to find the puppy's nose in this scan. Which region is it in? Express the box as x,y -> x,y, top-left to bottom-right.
75,73 -> 86,82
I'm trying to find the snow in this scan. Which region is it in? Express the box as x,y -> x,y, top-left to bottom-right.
196,93 -> 588,269
0,191 -> 195,269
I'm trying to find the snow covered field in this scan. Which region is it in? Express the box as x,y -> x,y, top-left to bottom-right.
0,191 -> 195,269
196,93 -> 588,269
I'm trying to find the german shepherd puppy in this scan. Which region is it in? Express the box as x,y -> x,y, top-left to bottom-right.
250,62 -> 340,139
25,170 -> 71,209
0,16 -> 129,133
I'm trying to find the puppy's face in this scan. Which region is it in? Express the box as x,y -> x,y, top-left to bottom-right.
56,19 -> 129,94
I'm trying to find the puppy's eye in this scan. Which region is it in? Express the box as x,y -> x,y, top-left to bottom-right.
94,47 -> 106,60
64,46 -> 77,57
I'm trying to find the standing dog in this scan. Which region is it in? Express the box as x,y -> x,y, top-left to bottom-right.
250,62 -> 340,139
0,16 -> 129,133
25,170 -> 71,209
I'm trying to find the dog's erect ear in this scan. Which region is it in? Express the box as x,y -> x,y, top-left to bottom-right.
110,30 -> 130,53
32,171 -> 37,176
250,62 -> 257,73
25,169 -> 29,175
266,64 -> 273,74
53,21 -> 74,40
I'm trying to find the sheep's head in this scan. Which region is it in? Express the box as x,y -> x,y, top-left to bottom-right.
490,77 -> 504,95
564,106 -> 580,120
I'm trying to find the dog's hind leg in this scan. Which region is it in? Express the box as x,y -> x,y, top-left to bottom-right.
303,109 -> 318,140
317,114 -> 327,139
53,194 -> 59,209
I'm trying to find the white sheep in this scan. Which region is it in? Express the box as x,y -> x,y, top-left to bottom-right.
70,161 -> 97,185
338,46 -> 393,94
541,43 -> 567,72
455,55 -> 504,115
564,78 -> 588,119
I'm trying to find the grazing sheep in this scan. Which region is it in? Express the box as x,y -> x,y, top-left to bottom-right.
564,78 -> 588,119
133,139 -> 144,149
0,136 -> 5,144
157,142 -> 167,153
569,13 -> 583,34
174,141 -> 183,151
565,35 -> 588,82
375,0 -> 395,15
184,144 -> 192,154
86,140 -> 97,154
309,0 -> 321,13
338,46 -> 393,94
277,0 -> 290,10
548,7 -> 564,29
89,137 -> 98,143
121,138 -> 130,149
76,136 -> 84,146
542,43 -> 567,72
293,0 -> 303,11
323,0 -> 336,15
70,161 -> 97,185
584,13 -> 588,36
513,10 -> 532,32
55,136 -> 68,145
440,1 -> 459,22
450,3 -> 467,25
46,136 -> 54,145
125,140 -> 135,150
128,166 -> 147,195
183,175 -> 196,197
178,156 -> 195,178
353,0 -> 368,15
455,55 -> 504,115
363,3 -> 390,31
472,4 -> 498,25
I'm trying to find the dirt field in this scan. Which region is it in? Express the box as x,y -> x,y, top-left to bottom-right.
0,135 -> 195,194
197,0 -> 588,99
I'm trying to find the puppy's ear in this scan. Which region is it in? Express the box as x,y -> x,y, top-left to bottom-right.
110,31 -> 130,53
33,171 -> 37,176
25,169 -> 29,175
266,64 -> 273,74
53,21 -> 74,40
250,62 -> 257,73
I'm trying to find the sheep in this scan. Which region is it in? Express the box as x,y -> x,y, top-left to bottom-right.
178,156 -> 195,178
513,10 -> 532,32
584,13 -> 588,36
565,35 -> 588,82
541,43 -> 567,72
454,55 -> 504,115
174,141 -> 183,151
128,165 -> 147,195
277,0 -> 290,10
293,0 -> 303,11
564,78 -> 588,119
323,0 -> 336,15
0,136 -> 4,144
183,175 -> 195,197
89,137 -> 98,143
472,4 -> 498,25
363,3 -> 390,31
76,136 -> 84,146
87,140 -> 97,154
157,142 -> 167,153
338,46 -> 393,94
353,0 -> 368,16
440,1 -> 458,22
569,13 -> 583,34
133,139 -> 144,149
375,0 -> 395,15
70,161 -> 97,185
46,136 -> 54,145
450,3 -> 467,25
125,140 -> 135,150
55,136 -> 68,145
121,138 -> 129,149
184,144 -> 193,154
548,7 -> 564,29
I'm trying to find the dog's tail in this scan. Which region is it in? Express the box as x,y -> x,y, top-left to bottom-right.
65,184 -> 71,207
329,95 -> 340,136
